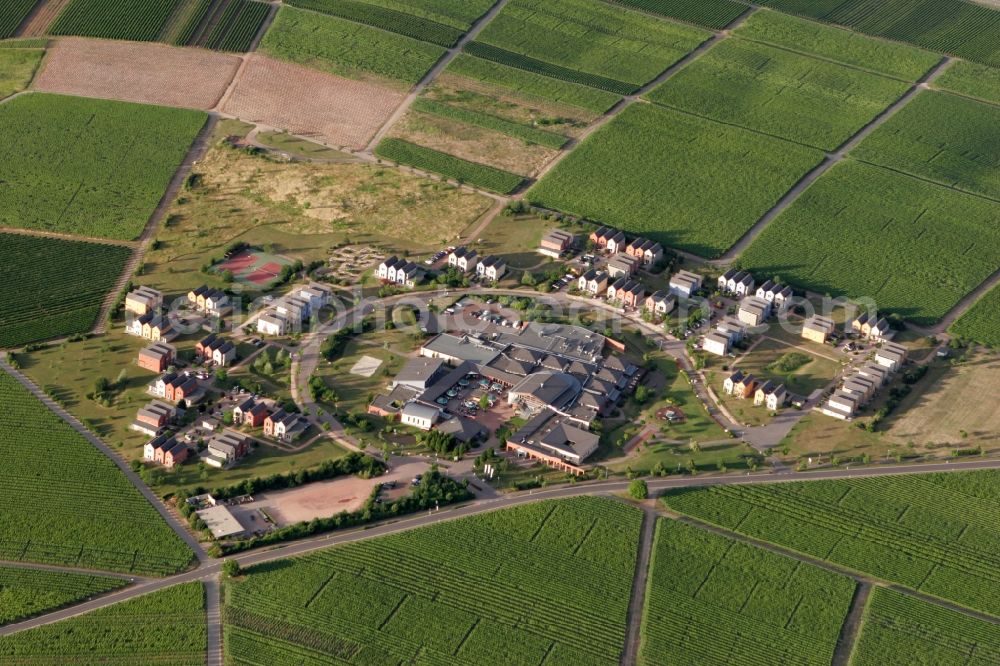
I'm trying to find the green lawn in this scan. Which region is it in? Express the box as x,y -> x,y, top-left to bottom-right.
731,336 -> 842,396
0,582 -> 206,664
225,497 -> 642,665
260,6 -> 446,86
852,90 -> 1000,200
0,46 -> 43,98
639,519 -> 855,666
527,103 -> 824,257
647,38 -> 910,151
0,93 -> 206,240
740,160 -> 1000,325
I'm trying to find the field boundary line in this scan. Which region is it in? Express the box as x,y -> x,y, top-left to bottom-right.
735,35 -> 923,84
0,353 -> 207,566
92,113 -> 219,335
362,0 -> 514,154
717,56 -> 953,262
851,158 -> 1000,206
0,226 -> 137,248
923,265 -> 1000,334
15,0 -> 70,38
246,1 -> 278,52
663,510 -> 1000,630
620,505 -> 657,666
832,582 -> 871,666
0,559 -> 147,581
522,7 -> 757,195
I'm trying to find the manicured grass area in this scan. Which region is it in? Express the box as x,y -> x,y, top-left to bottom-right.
447,54 -> 621,114
852,588 -> 1000,666
225,497 -> 642,665
0,44 -> 43,98
646,38 -> 910,151
663,469 -> 1000,617
639,519 -> 855,666
0,233 -> 131,349
0,0 -> 37,39
608,0 -> 747,30
472,0 -> 710,91
950,285 -> 1000,348
736,10 -> 940,81
0,371 -> 193,575
49,0 -> 177,42
260,6 -> 446,85
376,138 -> 526,193
740,161 -> 1000,325
412,98 -> 569,149
727,336 -> 842,396
852,91 -> 1000,200
527,103 -> 824,257
758,0 -> 1000,68
0,582 -> 206,664
475,213 -> 577,269
0,567 -> 128,626
0,93 -> 206,240
935,59 -> 1000,104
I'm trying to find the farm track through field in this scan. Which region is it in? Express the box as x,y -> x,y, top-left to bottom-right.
718,56 -> 955,262
0,354 -> 207,565
920,265 -> 1000,335
363,0 -> 514,154
832,582 -> 872,666
16,0 -> 70,37
205,576 -> 222,666
621,505 -> 657,666
194,0 -> 235,48
245,1 -> 277,52
0,559 -> 146,582
521,5 -> 757,195
92,114 -> 218,336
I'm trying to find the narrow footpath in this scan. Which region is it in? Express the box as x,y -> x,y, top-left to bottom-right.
620,505 -> 658,666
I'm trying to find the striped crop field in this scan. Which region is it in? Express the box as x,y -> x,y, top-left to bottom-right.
48,0 -> 179,42
225,497 -> 642,665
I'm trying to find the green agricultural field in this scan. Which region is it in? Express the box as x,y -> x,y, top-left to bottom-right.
472,0 -> 710,91
260,6 -> 446,85
663,469 -> 1000,618
527,104 -> 824,257
736,10 -> 941,81
376,138 -> 526,193
225,497 -> 642,665
852,91 -> 1000,200
0,234 -> 131,349
49,0 -> 178,42
0,0 -> 36,39
851,588 -> 1000,666
0,371 -> 194,575
0,567 -> 128,626
0,582 -> 206,664
0,45 -> 44,98
639,520 -> 855,666
607,0 -> 748,30
740,161 -> 1000,325
204,0 -> 270,52
0,93 -> 206,240
411,98 -> 569,149
646,38 -> 909,151
292,0 -> 493,31
935,60 -> 1000,104
757,0 -> 1000,68
446,54 -> 621,114
286,0 -> 464,47
950,283 -> 1000,348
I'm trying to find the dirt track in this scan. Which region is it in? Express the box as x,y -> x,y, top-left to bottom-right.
221,55 -> 405,150
33,38 -> 241,110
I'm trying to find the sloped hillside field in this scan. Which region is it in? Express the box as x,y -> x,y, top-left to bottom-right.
0,93 -> 206,240
0,371 -> 193,575
225,497 -> 642,665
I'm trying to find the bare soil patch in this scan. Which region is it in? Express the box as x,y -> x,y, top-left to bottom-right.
241,460 -> 430,526
33,37 -> 240,109
222,54 -> 405,150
